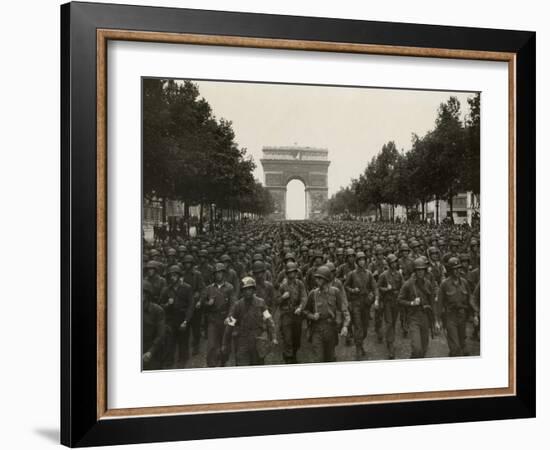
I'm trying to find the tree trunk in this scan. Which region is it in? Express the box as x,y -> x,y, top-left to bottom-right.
435,198 -> 440,225
161,197 -> 167,223
449,193 -> 454,223
209,204 -> 213,232
184,203 -> 190,237
378,204 -> 383,221
199,203 -> 203,235
422,200 -> 426,222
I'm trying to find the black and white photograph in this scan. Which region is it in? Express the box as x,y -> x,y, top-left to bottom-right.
141,78 -> 481,370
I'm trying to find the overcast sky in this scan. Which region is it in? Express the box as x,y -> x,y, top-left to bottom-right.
192,79 -> 475,197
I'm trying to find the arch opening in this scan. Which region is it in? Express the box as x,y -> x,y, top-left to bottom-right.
286,179 -> 307,220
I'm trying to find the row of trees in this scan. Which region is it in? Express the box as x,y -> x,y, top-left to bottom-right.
326,94 -> 480,223
143,79 -> 274,230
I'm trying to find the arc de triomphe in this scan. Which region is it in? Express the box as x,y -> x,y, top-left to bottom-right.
260,146 -> 330,220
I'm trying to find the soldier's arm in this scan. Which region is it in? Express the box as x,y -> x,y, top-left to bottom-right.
370,272 -> 380,301
344,272 -> 354,294
261,301 -> 276,341
378,273 -> 389,292
148,307 -> 166,357
470,281 -> 480,314
397,282 -> 411,307
336,287 -> 350,328
299,280 -> 308,307
184,286 -> 195,323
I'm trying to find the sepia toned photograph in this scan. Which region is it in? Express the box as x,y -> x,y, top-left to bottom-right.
141,78 -> 481,371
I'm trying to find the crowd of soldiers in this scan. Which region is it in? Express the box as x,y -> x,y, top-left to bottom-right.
142,220 -> 480,370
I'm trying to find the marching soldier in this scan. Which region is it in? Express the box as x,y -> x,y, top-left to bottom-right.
369,244 -> 387,343
142,280 -> 166,370
251,260 -> 276,313
344,251 -> 379,360
377,254 -> 404,359
397,257 -> 438,358
143,260 -> 166,304
160,265 -> 194,368
222,277 -> 277,366
438,257 -> 474,356
336,248 -> 356,282
181,254 -> 205,356
296,266 -> 350,363
277,262 -> 307,363
201,263 -> 236,367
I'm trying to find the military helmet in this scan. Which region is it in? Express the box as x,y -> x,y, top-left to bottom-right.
387,253 -> 398,264
345,248 -> 356,257
182,254 -> 194,263
199,249 -> 208,257
470,238 -> 479,247
167,265 -> 181,275
213,262 -> 226,273
427,246 -> 440,255
144,260 -> 157,270
220,254 -> 231,263
177,245 -> 187,253
400,243 -> 410,252
374,244 -> 384,254
286,261 -> 298,273
252,253 -> 264,262
325,262 -> 336,272
336,248 -> 344,256
410,240 -> 420,249
241,276 -> 256,289
356,251 -> 366,260
150,249 -> 159,257
252,260 -> 266,273
284,252 -> 296,261
167,248 -> 177,256
448,257 -> 461,269
142,279 -> 154,294
460,253 -> 471,261
413,257 -> 428,270
314,265 -> 332,281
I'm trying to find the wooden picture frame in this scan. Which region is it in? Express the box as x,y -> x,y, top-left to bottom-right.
61,1 -> 535,447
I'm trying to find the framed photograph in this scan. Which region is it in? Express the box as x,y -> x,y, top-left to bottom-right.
61,1 -> 535,447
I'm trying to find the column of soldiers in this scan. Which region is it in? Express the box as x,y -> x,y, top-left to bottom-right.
142,221 -> 480,370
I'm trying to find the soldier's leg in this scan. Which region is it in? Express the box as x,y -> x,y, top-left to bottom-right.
324,324 -> 337,362
280,313 -> 294,363
176,327 -> 191,368
375,305 -> 384,343
162,325 -> 176,369
457,310 -> 468,356
420,312 -> 430,357
191,307 -> 202,355
400,306 -> 409,337
445,311 -> 461,357
291,316 -> 303,362
361,301 -> 371,345
235,337 -> 251,366
351,302 -> 364,345
384,301 -> 396,358
408,312 -> 423,358
206,320 -> 220,367
310,326 -> 323,363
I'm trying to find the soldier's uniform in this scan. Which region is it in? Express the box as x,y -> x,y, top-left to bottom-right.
438,273 -> 473,356
378,264 -> 404,358
344,264 -> 378,349
278,274 -> 307,363
301,283 -> 350,363
182,263 -> 205,355
369,256 -> 387,342
225,294 -> 276,366
142,294 -> 166,370
160,278 -> 194,368
397,269 -> 436,358
201,279 -> 236,367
